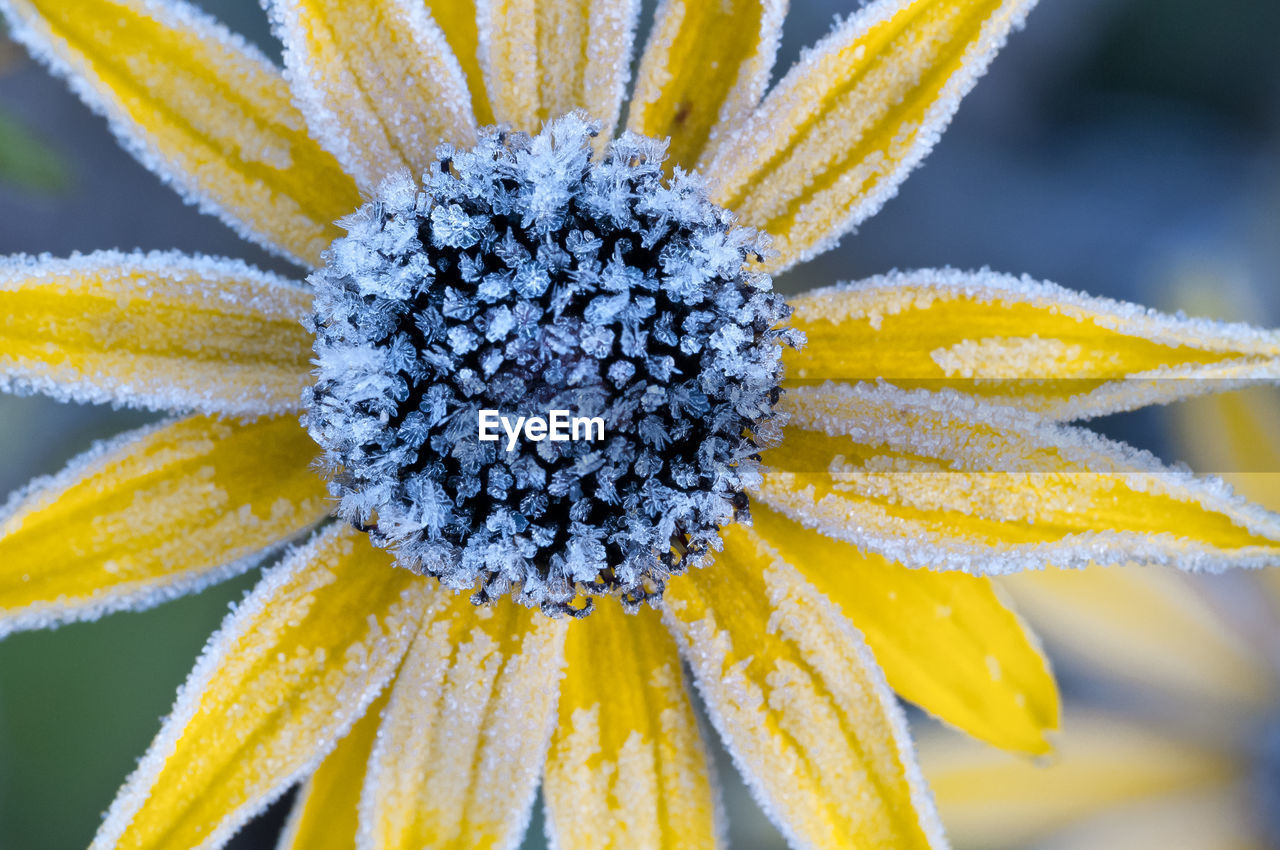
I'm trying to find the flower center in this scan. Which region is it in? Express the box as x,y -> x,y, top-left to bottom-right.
303,114 -> 799,617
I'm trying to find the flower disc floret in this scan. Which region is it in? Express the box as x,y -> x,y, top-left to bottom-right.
303,114 -> 799,616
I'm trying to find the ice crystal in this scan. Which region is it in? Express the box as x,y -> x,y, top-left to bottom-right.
304,115 -> 799,616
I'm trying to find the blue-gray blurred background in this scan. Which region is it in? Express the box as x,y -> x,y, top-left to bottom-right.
1,1 -> 1278,847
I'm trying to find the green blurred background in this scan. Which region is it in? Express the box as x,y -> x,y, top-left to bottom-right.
0,1 -> 1278,847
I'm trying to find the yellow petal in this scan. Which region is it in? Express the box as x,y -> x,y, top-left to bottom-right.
748,503 -> 1059,755
759,382 -> 1280,574
627,0 -> 785,170
357,593 -> 567,850
703,0 -> 1036,272
478,0 -> 640,137
265,0 -> 477,193
423,0 -> 494,125
0,414 -> 327,638
917,713 -> 1238,849
1,0 -> 361,267
664,524 -> 946,850
1172,386 -> 1280,510
785,269 -> 1280,420
1002,566 -> 1275,712
278,690 -> 389,850
1025,789 -> 1261,850
92,525 -> 429,850
0,251 -> 313,415
1171,386 -> 1280,606
544,598 -> 722,850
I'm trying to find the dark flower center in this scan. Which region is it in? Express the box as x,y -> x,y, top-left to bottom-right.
303,114 -> 800,617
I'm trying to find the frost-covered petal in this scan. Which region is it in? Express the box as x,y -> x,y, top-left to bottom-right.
91,525 -> 429,850
476,0 -> 640,138
918,714 -> 1240,849
544,599 -> 723,850
703,0 -> 1036,272
265,0 -> 477,194
759,381 -> 1280,575
1002,567 -> 1273,711
786,269 -> 1280,421
749,503 -> 1059,755
0,414 -> 327,639
0,251 -> 313,416
277,691 -> 389,850
0,0 -> 361,267
356,592 -> 567,850
627,0 -> 785,170
664,523 -> 947,850
422,0 -> 493,124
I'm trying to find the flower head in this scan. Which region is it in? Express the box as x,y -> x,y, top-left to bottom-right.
0,1 -> 1279,849
305,116 -> 797,615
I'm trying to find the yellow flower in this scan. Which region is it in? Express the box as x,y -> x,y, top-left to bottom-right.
1,1 -> 1279,849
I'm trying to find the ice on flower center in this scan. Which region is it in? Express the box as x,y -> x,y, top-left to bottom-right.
303,114 -> 799,617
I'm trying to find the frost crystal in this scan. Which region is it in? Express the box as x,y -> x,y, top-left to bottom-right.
304,114 -> 799,616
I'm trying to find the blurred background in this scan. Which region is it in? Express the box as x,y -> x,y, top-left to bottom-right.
1,0 -> 1278,847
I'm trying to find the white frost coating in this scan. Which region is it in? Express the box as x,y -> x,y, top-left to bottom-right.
0,0 -> 322,267
757,381 -> 1280,575
476,0 -> 640,141
473,0 -> 532,128
702,0 -> 1038,271
0,418 -> 291,638
264,0 -> 477,194
357,602 -> 567,850
90,525 -> 425,850
629,0 -> 785,159
662,551 -> 949,849
794,269 -> 1280,351
703,0 -> 789,156
0,249 -> 312,416
791,267 -> 1280,420
581,0 -> 641,144
542,623 -> 725,850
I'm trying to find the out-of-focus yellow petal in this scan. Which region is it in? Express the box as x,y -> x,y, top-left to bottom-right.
665,524 -> 946,850
278,690 -> 389,850
704,0 -> 1036,272
0,251 -> 312,416
627,0 -> 785,170
0,0 -> 361,267
478,0 -> 639,138
0,414 -> 327,638
917,713 -> 1240,849
1171,386 -> 1280,608
357,593 -> 567,850
759,382 -> 1280,575
92,526 -> 429,850
544,599 -> 722,850
265,0 -> 476,193
784,270 -> 1280,421
749,503 -> 1059,755
1002,566 -> 1274,712
1173,387 -> 1280,513
1026,789 -> 1261,850
424,0 -> 493,124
